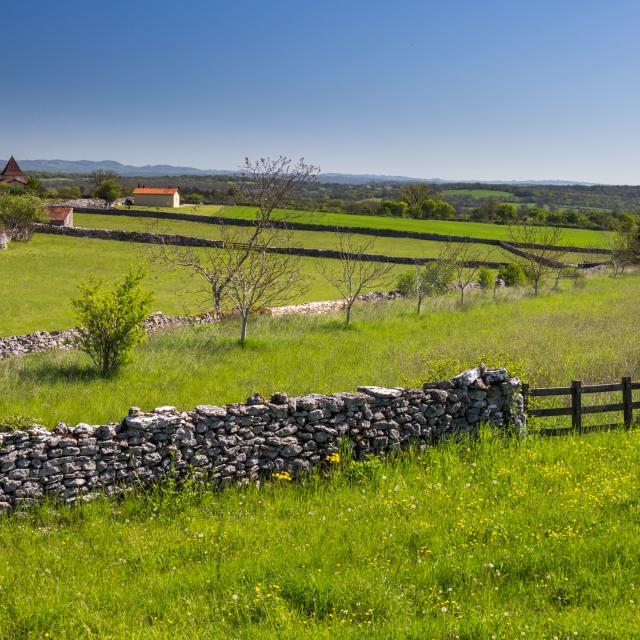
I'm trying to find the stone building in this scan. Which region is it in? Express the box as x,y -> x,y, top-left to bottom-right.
131,187 -> 180,208
46,205 -> 74,227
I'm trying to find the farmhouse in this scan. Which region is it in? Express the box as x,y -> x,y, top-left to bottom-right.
0,156 -> 28,185
46,205 -> 74,227
131,187 -> 180,208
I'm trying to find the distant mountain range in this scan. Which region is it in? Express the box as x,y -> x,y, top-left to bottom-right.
2,158 -> 597,186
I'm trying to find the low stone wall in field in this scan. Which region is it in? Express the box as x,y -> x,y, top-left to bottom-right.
74,206 -> 611,255
0,293 -> 401,360
34,224 -> 509,267
0,365 -> 525,512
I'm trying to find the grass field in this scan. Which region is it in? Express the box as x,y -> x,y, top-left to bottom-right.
75,213 -> 513,262
441,188 -> 517,200
0,418 -> 638,638
0,235 -> 407,336
1,271 -> 637,427
123,205 -> 609,248
2,248 -> 640,638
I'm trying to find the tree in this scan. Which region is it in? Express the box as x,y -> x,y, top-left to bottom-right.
442,240 -> 485,304
497,263 -> 527,287
320,234 -> 393,324
399,183 -> 439,207
495,203 -> 517,223
238,156 -> 320,222
94,179 -> 122,206
508,224 -> 564,295
72,268 -> 153,377
225,231 -> 306,344
0,193 -> 46,241
606,224 -> 638,276
156,156 -> 320,316
397,259 -> 454,314
381,200 -> 408,217
90,170 -> 119,190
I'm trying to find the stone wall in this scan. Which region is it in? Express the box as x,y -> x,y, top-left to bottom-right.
0,365 -> 524,512
0,232 -> 9,250
74,207 -> 610,256
0,312 -> 218,360
34,224 -> 509,267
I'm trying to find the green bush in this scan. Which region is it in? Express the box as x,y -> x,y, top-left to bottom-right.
396,271 -> 417,297
498,263 -> 527,287
72,267 -> 154,377
478,267 -> 494,289
0,193 -> 46,240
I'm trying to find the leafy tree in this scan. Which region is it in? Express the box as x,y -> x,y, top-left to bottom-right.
185,193 -> 205,205
0,193 -> 46,241
495,203 -> 517,223
95,179 -> 122,206
72,268 -> 153,377
497,263 -> 527,287
381,200 -> 408,217
397,259 -> 454,313
398,183 -> 439,206
411,199 -> 455,220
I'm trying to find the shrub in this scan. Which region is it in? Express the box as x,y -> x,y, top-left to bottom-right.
396,271 -> 417,297
478,267 -> 494,289
498,263 -> 527,287
72,267 -> 154,377
0,193 -> 46,240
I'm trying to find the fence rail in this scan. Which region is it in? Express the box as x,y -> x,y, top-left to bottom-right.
523,377 -> 639,436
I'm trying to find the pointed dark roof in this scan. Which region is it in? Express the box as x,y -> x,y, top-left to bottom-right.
0,156 -> 28,184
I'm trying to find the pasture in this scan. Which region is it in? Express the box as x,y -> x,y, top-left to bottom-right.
74,212 -> 513,262
123,205 -> 610,248
0,234 -> 407,336
441,188 -> 517,200
1,271 -> 637,427
0,420 -> 638,638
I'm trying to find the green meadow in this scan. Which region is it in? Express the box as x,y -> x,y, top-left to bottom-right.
123,205 -> 609,248
1,271 -> 637,427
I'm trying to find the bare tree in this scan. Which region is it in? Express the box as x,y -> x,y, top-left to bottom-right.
319,234 -> 393,324
508,224 -> 565,295
442,241 -> 485,304
225,231 -> 306,344
154,156 -> 320,315
238,156 -> 320,222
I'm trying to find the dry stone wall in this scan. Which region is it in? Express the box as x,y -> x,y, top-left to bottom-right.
0,365 -> 524,512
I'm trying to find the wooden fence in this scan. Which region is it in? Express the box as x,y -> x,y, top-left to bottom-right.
522,377 -> 640,436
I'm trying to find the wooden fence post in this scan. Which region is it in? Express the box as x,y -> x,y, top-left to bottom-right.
522,383 -> 529,416
571,380 -> 582,433
622,376 -> 632,428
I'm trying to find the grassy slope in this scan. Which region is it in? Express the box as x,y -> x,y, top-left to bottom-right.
125,205 -> 609,248
0,430 -> 638,639
0,235 -> 406,336
1,273 -> 638,427
74,213 -> 512,262
441,188 -> 516,199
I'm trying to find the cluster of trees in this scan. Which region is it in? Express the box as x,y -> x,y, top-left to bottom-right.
0,193 -> 46,241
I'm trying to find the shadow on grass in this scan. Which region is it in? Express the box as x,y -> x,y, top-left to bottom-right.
311,319 -> 361,334
16,361 -> 104,385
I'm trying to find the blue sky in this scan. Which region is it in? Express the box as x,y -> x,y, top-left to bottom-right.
2,0 -> 640,182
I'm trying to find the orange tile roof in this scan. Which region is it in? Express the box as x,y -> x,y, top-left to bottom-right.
132,188 -> 179,195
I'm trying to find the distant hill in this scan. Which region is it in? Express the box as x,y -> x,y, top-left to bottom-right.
1,158 -> 597,186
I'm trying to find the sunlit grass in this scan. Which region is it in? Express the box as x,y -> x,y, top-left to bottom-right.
0,430 -> 638,638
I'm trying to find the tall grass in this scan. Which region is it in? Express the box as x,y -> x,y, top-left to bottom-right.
1,272 -> 638,427
0,430 -> 638,638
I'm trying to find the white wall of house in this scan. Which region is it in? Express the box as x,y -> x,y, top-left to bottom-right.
133,192 -> 180,208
